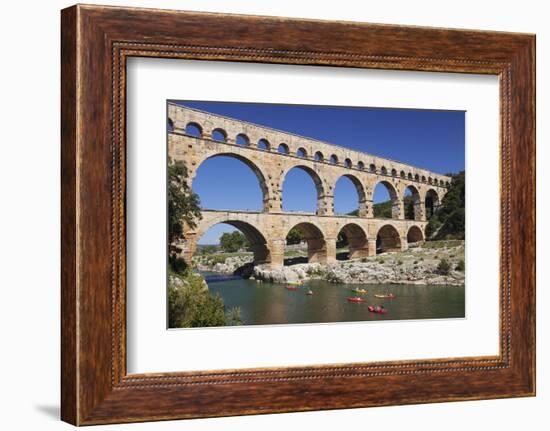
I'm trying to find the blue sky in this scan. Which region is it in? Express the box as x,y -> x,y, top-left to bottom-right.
170,101 -> 465,245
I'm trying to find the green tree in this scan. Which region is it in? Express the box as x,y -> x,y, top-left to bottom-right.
286,227 -> 304,245
404,195 -> 415,220
373,200 -> 393,218
436,259 -> 452,275
426,171 -> 465,240
219,231 -> 247,252
168,157 -> 202,245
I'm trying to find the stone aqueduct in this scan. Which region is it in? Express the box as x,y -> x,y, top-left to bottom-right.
168,103 -> 451,268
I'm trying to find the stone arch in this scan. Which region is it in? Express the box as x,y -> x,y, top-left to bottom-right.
282,164 -> 326,214
193,219 -> 271,265
258,138 -> 270,151
167,117 -> 174,132
407,225 -> 424,244
407,172 -> 413,180
403,184 -> 422,221
329,154 -> 339,165
236,133 -> 250,146
357,161 -> 365,171
381,166 -> 388,175
285,221 -> 327,264
414,174 -> 420,181
391,168 -> 398,177
337,223 -> 368,259
185,122 -> 202,137
297,147 -> 308,158
376,224 -> 402,253
334,173 -> 367,216
277,143 -> 289,154
400,170 -> 406,178
211,128 -> 227,142
369,163 -> 377,173
372,180 -> 400,219
344,158 -> 353,168
193,152 -> 270,212
425,188 -> 441,218
314,151 -> 324,162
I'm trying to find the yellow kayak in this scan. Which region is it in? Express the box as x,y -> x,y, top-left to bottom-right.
375,294 -> 396,299
352,288 -> 367,294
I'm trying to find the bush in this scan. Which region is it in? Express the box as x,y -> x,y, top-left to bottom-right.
455,259 -> 465,272
170,256 -> 188,274
436,259 -> 451,275
168,272 -> 241,328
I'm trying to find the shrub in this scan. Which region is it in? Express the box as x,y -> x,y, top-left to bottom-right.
168,272 -> 240,328
360,258 -> 367,263
436,259 -> 451,275
170,256 -> 188,274
455,259 -> 465,272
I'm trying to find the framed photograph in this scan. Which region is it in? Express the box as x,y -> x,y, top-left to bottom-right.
61,4 -> 535,425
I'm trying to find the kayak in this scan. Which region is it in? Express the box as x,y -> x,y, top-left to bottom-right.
368,306 -> 387,314
286,286 -> 298,291
352,288 -> 367,294
347,296 -> 366,303
305,290 -> 314,296
374,294 -> 396,299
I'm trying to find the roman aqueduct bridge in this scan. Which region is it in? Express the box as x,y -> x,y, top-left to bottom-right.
168,103 -> 451,268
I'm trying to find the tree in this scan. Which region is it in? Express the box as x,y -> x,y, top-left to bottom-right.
286,227 -> 304,245
219,231 -> 247,253
168,158 -> 202,245
426,171 -> 465,240
373,200 -> 392,218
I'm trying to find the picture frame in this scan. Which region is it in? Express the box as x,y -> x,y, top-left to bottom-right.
60,4 -> 535,425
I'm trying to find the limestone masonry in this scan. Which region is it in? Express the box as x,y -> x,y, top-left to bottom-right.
168,103 -> 451,268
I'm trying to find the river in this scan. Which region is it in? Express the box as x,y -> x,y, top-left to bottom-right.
202,272 -> 465,326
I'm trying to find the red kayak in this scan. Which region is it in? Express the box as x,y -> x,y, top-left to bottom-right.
347,296 -> 366,303
286,286 -> 298,291
368,305 -> 388,314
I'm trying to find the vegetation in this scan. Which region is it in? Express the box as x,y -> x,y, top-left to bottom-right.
436,259 -> 452,275
286,227 -> 305,245
219,231 -> 248,253
455,259 -> 465,272
168,157 -> 202,273
168,158 -> 202,244
168,269 -> 242,328
426,171 -> 465,240
373,200 -> 392,218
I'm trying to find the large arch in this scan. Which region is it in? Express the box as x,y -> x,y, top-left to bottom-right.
191,219 -> 271,266
376,224 -> 402,253
425,188 -> 441,219
403,184 -> 422,221
373,180 -> 400,219
282,165 -> 326,214
285,222 -> 327,264
334,174 -> 367,216
407,225 -> 424,244
337,223 -> 368,259
193,153 -> 270,212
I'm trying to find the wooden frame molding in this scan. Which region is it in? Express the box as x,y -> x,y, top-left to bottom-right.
61,4 -> 535,425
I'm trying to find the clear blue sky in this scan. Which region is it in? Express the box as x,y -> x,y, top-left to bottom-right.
171,101 -> 465,245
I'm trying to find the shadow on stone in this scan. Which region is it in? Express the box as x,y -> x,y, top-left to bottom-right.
234,262 -> 254,279
283,256 -> 308,266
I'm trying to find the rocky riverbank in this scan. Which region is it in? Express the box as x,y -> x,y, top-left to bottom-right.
194,241 -> 465,286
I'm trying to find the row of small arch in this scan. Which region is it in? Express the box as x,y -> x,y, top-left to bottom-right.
170,119 -> 451,188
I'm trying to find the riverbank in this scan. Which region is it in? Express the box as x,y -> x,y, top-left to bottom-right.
194,240 -> 465,286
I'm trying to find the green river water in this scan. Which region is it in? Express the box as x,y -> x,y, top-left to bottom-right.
203,272 -> 465,326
